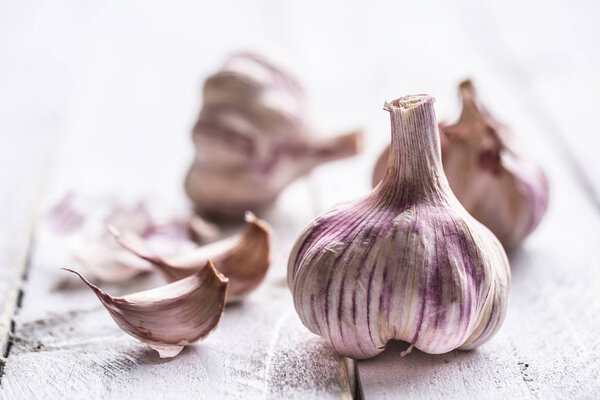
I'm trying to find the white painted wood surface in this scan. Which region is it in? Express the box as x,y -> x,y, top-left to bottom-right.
1,185 -> 354,399
1,1 -> 599,399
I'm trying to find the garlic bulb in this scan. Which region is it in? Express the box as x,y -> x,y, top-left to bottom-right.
288,95 -> 510,360
185,52 -> 363,219
373,80 -> 549,247
111,212 -> 270,302
65,261 -> 228,358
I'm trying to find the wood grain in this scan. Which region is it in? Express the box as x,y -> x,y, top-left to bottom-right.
0,121 -> 55,371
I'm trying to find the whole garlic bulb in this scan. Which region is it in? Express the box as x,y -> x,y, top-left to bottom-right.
372,80 -> 549,248
288,95 -> 510,360
185,52 -> 362,219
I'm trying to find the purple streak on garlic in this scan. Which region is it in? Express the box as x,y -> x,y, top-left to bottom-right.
288,95 -> 510,360
185,52 -> 363,219
64,261 -> 228,358
373,80 -> 549,248
111,212 -> 271,303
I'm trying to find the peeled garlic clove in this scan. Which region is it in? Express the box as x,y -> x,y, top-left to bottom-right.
64,261 -> 228,358
185,52 -> 363,219
111,212 -> 271,302
372,81 -> 549,248
289,95 -> 510,360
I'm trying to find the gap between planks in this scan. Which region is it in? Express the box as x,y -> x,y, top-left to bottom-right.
0,122 -> 58,382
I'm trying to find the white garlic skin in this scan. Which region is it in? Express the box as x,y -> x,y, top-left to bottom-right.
66,260 -> 228,358
288,95 -> 510,360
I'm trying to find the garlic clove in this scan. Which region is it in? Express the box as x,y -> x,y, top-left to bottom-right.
111,212 -> 271,302
372,80 -> 549,248
63,261 -> 228,358
187,213 -> 220,244
289,95 -> 510,360
185,52 -> 363,219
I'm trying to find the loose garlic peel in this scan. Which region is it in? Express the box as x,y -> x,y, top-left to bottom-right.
185,52 -> 363,219
68,201 -> 219,283
64,260 -> 228,358
373,80 -> 549,248
111,212 -> 271,303
289,95 -> 510,360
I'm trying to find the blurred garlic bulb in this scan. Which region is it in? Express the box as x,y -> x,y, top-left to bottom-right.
373,80 -> 549,248
65,261 -> 228,358
289,95 -> 510,360
185,52 -> 363,219
111,212 -> 271,302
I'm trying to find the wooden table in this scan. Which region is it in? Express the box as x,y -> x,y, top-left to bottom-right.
1,1 -> 598,398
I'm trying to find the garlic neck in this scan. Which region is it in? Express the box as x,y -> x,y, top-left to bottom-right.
377,95 -> 448,203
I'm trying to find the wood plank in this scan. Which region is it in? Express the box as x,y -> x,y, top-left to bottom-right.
0,128 -> 51,371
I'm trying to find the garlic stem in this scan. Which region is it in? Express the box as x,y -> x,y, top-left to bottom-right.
379,96 -> 445,201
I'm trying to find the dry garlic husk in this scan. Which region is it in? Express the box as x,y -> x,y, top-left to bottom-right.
65,261 -> 228,358
288,95 -> 510,360
373,80 -> 549,248
111,212 -> 270,302
185,52 -> 363,219
71,202 -> 217,283
71,202 -> 157,282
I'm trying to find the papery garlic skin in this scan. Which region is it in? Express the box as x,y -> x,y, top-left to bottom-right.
71,202 -> 208,283
185,52 -> 363,219
112,212 -> 271,302
288,95 -> 510,360
372,80 -> 549,248
65,260 -> 228,358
